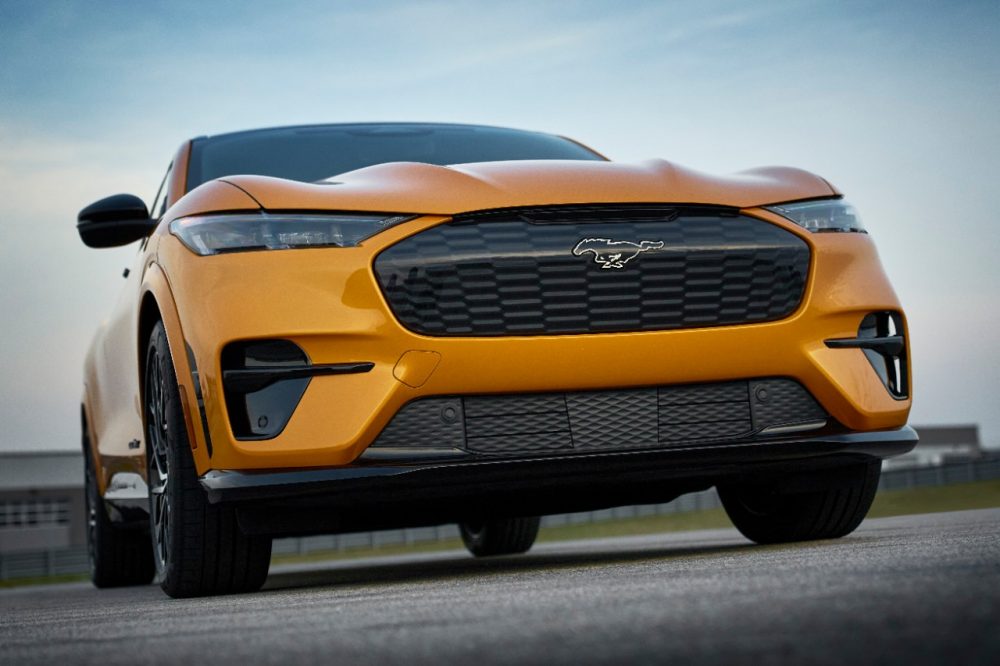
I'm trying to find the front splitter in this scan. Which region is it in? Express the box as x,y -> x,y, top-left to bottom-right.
201,426 -> 917,505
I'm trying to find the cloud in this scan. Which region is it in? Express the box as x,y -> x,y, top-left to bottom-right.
0,0 -> 999,451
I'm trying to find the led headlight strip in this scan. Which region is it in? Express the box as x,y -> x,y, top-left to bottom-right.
170,213 -> 414,255
766,199 -> 866,233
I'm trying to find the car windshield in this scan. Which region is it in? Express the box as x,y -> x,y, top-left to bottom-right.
186,123 -> 605,191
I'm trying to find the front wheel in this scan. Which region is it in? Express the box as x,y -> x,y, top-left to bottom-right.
718,460 -> 881,545
458,517 -> 541,557
146,321 -> 272,598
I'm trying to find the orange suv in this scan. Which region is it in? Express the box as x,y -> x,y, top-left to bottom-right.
78,123 -> 915,597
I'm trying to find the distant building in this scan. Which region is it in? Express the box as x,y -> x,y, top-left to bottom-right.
0,451 -> 84,554
883,425 -> 984,470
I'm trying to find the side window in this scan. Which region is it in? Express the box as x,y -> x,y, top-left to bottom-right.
149,162 -> 173,220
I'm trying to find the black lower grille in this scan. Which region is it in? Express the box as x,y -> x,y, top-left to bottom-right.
373,205 -> 810,337
371,379 -> 827,455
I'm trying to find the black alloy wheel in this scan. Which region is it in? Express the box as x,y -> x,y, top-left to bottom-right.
145,345 -> 172,575
145,321 -> 272,598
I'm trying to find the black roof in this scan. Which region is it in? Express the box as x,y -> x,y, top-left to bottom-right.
196,122 -> 563,143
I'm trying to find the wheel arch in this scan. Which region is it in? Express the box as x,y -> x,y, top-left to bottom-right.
139,263 -> 211,472
137,292 -> 164,402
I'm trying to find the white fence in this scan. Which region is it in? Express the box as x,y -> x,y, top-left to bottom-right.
3,456 -> 998,582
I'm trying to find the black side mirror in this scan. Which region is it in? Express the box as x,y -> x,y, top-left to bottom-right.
77,194 -> 158,248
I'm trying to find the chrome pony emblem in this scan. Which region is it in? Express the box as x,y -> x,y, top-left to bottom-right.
572,238 -> 664,269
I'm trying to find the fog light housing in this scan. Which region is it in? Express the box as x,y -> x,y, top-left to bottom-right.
826,312 -> 908,399
221,340 -> 310,440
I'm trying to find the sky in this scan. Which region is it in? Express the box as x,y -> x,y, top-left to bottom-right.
0,0 -> 998,452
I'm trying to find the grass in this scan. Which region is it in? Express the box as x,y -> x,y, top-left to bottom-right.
0,573 -> 89,589
4,479 -> 999,588
868,478 -> 1000,518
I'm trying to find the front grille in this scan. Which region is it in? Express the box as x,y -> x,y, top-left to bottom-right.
373,205 -> 810,337
371,379 -> 828,455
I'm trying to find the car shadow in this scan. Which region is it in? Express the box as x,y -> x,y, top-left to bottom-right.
261,539 -> 758,593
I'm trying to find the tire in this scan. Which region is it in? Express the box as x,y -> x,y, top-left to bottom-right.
84,448 -> 156,588
459,517 -> 541,557
718,460 -> 881,545
145,321 -> 272,598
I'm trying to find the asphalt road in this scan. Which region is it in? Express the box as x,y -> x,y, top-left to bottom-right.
2,509 -> 998,665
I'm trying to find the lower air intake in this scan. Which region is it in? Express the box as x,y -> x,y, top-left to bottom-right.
371,378 -> 827,455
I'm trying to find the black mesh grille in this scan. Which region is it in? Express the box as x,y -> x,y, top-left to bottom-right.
373,206 -> 810,337
371,378 -> 828,455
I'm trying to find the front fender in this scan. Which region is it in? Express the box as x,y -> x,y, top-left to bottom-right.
141,262 -> 213,475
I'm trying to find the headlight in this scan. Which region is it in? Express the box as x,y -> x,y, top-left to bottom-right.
765,199 -> 866,233
169,213 -> 414,256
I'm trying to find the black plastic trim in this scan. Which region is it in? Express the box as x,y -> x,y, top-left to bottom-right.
827,312 -> 909,400
369,378 -> 827,455
222,362 -> 374,393
184,342 -> 213,458
200,426 -> 918,506
825,335 -> 905,356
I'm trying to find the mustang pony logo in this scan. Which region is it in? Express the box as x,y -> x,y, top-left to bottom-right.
572,238 -> 664,269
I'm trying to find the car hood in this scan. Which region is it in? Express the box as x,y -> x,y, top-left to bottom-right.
210,159 -> 838,215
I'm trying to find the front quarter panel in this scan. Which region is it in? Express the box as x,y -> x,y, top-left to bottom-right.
144,180 -> 264,476
84,178 -> 263,486
155,217 -> 452,473
140,261 -> 214,475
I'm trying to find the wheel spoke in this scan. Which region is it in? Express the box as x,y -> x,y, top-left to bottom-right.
146,345 -> 172,574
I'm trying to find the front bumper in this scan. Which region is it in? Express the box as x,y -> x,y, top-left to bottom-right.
157,210 -> 912,474
201,426 -> 917,537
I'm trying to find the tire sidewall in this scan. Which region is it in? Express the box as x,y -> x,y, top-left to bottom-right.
145,322 -> 188,589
